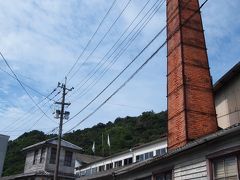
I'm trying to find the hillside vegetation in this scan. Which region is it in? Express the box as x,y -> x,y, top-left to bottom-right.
3,111 -> 167,176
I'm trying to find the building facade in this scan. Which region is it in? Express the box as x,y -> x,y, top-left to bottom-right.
76,138 -> 167,177
0,134 -> 10,177
2,138 -> 82,180
76,123 -> 240,180
214,62 -> 240,129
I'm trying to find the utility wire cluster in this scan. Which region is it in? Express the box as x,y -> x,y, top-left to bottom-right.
0,0 -> 209,138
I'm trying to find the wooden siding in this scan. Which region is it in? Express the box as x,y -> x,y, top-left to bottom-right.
174,161 -> 207,180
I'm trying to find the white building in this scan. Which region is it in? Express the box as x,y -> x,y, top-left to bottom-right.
76,137 -> 167,177
0,134 -> 9,177
214,62 -> 240,129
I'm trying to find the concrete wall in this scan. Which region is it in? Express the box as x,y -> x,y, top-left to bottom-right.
215,73 -> 240,129
0,134 -> 9,177
45,147 -> 77,175
24,148 -> 46,173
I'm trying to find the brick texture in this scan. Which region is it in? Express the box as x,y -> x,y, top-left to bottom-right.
167,0 -> 218,151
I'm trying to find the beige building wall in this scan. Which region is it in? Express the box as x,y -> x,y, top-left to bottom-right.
215,72 -> 240,129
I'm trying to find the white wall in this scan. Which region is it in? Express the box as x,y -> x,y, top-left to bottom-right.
215,73 -> 240,129
77,140 -> 167,176
0,134 -> 9,177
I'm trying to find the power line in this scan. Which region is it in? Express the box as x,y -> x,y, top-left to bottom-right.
70,0 -> 165,102
64,0 -> 209,132
19,90 -> 61,131
66,41 -> 164,133
68,0 -> 161,100
0,66 -> 56,102
0,52 -> 55,122
64,24 -> 164,125
1,89 -> 59,132
68,0 -> 132,82
65,0 -> 118,78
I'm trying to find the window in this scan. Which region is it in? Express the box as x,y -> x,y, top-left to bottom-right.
99,165 -> 105,172
106,163 -> 113,170
86,168 -> 91,176
136,152 -> 153,162
145,151 -> 153,160
155,170 -> 172,180
40,147 -> 46,163
64,151 -> 73,167
145,152 -> 149,160
49,147 -> 57,164
114,160 -> 122,167
149,151 -> 154,158
136,154 -> 144,162
161,148 -> 167,155
92,167 -> 97,174
124,157 -> 133,166
33,150 -> 38,165
80,170 -> 86,176
213,156 -> 239,180
156,148 -> 167,157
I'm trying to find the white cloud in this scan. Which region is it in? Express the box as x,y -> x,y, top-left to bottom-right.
0,0 -> 239,138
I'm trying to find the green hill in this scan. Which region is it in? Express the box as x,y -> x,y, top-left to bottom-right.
3,110 -> 167,176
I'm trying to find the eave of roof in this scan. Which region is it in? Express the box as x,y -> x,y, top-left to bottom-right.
22,137 -> 82,152
214,61 -> 240,92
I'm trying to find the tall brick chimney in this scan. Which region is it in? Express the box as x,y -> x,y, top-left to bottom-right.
167,0 -> 218,150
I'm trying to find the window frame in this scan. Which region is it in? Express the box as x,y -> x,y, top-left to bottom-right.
33,149 -> 39,165
49,147 -> 57,164
106,163 -> 113,170
153,169 -> 173,180
64,150 -> 73,167
212,155 -> 239,179
124,157 -> 133,166
39,147 -> 46,163
207,146 -> 240,180
98,165 -> 105,172
114,160 -> 122,168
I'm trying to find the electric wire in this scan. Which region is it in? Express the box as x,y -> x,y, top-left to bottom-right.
70,0 -> 165,102
65,0 -> 117,78
68,0 -> 132,82
68,0 -> 160,100
1,89 -> 61,133
0,66 -> 56,102
64,24 -> 165,125
0,88 -> 58,132
64,0 -> 209,132
0,52 -> 56,122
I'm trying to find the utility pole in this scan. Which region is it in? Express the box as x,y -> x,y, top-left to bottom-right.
54,77 -> 73,180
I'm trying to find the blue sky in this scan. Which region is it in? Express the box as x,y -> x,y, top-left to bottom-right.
0,0 -> 239,139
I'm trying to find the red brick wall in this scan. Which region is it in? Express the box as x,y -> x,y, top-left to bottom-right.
167,0 -> 218,151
